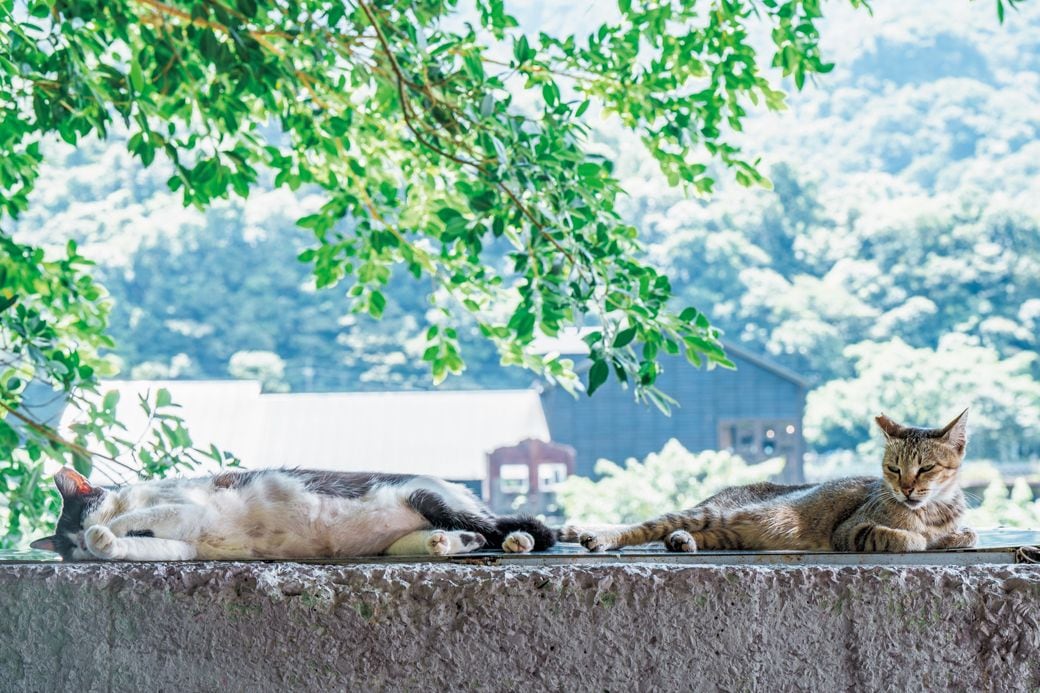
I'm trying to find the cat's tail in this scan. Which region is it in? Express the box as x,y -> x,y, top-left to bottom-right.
492,515 -> 556,551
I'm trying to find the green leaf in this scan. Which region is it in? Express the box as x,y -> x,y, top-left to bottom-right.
613,326 -> 637,348
102,390 -> 120,412
587,359 -> 609,396
155,388 -> 173,408
129,58 -> 144,92
0,420 -> 18,455
369,290 -> 386,318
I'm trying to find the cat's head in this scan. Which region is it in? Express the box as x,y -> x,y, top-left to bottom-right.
29,467 -> 108,560
875,409 -> 968,509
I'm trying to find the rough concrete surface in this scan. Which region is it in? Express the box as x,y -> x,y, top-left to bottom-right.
1,561 -> 1038,692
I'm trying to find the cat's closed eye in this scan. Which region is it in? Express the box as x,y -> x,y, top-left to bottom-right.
885,466 -> 899,474
918,465 -> 935,473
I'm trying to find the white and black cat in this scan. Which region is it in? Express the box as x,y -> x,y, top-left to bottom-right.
30,467 -> 555,561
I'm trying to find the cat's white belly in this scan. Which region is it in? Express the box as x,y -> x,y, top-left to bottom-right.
192,486 -> 429,559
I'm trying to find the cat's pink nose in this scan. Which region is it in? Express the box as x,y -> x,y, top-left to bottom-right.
901,486 -> 914,497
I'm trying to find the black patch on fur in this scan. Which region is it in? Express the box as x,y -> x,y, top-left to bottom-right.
49,490 -> 106,561
213,468 -> 416,499
852,525 -> 872,552
406,489 -> 556,551
126,529 -> 154,538
407,489 -> 496,534
461,532 -> 486,548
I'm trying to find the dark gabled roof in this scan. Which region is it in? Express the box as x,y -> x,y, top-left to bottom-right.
721,342 -> 811,389
532,328 -> 810,389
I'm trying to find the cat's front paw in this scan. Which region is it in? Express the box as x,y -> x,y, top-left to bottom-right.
503,531 -> 534,553
957,527 -> 978,548
84,525 -> 124,560
943,528 -> 978,549
579,531 -> 615,553
665,530 -> 697,553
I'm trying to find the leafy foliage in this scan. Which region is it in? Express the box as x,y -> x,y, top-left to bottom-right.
0,0 -> 850,404
965,472 -> 1040,530
99,208 -> 528,391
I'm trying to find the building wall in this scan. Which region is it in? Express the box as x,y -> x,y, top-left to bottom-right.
540,352 -> 806,481
486,439 -> 575,519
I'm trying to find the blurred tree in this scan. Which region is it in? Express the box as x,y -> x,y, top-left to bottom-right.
805,338 -> 1040,461
964,471 -> 1040,530
227,351 -> 289,393
556,440 -> 784,525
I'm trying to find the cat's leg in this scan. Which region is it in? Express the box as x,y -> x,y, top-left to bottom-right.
558,523 -> 624,543
106,504 -> 195,538
841,523 -> 927,552
385,530 -> 486,557
578,508 -> 721,552
928,528 -> 978,549
84,525 -> 197,560
671,508 -> 817,551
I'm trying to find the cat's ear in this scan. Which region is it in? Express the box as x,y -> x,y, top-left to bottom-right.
54,467 -> 95,500
937,408 -> 969,454
875,413 -> 911,440
29,536 -> 58,552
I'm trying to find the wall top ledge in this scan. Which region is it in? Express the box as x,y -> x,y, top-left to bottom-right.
2,559 -> 1039,691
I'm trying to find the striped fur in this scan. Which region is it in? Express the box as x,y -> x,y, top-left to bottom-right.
563,410 -> 976,554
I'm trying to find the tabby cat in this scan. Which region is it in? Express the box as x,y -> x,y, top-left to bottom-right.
562,410 -> 976,553
30,467 -> 555,561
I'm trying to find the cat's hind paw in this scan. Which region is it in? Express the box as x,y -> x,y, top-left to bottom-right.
426,530 -> 452,556
502,531 -> 534,553
664,530 -> 697,553
84,525 -> 124,560
579,531 -> 615,553
426,530 -> 486,556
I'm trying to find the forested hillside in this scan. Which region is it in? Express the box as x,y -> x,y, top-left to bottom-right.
10,0 -> 1040,461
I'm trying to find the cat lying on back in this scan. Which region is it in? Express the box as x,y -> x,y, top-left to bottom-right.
31,467 -> 555,561
562,410 -> 976,553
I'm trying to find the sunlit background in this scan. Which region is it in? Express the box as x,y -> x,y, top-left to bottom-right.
8,0 -> 1040,535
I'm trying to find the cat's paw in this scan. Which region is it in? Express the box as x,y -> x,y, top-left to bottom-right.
426,530 -> 453,556
872,527 -> 926,552
943,528 -> 978,549
503,531 -> 535,553
958,527 -> 978,548
665,530 -> 697,553
425,530 -> 486,556
579,531 -> 615,553
84,525 -> 124,560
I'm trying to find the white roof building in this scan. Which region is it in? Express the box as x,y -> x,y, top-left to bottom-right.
60,381 -> 550,481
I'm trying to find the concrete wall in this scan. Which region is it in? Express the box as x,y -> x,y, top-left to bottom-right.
2,561 -> 1038,691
